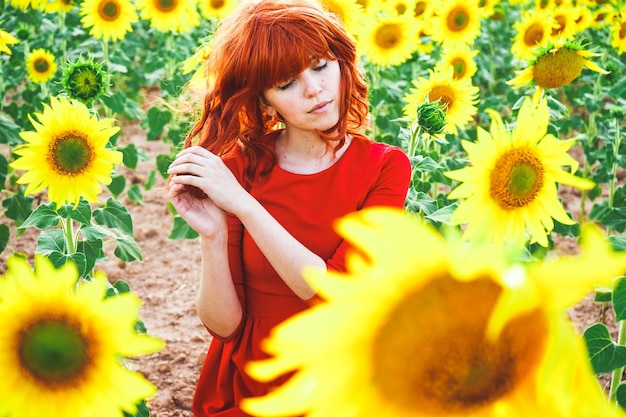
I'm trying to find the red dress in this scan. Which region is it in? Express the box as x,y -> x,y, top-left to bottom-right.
192,131 -> 412,416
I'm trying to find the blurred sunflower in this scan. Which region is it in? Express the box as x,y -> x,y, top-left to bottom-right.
511,9 -> 558,61
549,6 -> 585,40
477,0 -> 499,18
241,207 -> 626,417
356,9 -> 421,67
0,29 -> 19,55
10,96 -> 122,206
434,42 -> 478,80
385,0 -> 412,15
507,39 -> 608,93
0,255 -> 164,417
25,48 -> 57,84
589,4 -> 616,29
445,94 -> 594,248
610,13 -> 626,55
7,0 -> 46,9
402,67 -> 479,135
428,0 -> 482,45
318,0 -> 364,38
136,0 -> 200,33
44,0 -> 76,13
197,0 -> 237,20
80,0 -> 138,42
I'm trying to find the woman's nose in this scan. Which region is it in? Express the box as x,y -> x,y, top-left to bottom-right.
302,71 -> 323,98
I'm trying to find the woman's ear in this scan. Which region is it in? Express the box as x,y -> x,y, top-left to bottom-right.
259,95 -> 276,117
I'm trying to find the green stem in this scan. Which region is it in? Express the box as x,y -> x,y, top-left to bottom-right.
609,320 -> 626,403
62,216 -> 77,254
606,115 -> 622,236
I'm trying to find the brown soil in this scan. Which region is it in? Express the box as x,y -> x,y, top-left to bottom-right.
0,123 -> 618,416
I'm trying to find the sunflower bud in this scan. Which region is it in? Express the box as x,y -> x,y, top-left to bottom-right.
61,56 -> 109,104
610,106 -> 625,120
416,100 -> 447,136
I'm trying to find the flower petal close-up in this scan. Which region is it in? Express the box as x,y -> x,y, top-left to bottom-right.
241,207 -> 626,417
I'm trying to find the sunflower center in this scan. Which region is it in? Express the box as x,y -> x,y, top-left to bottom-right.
447,6 -> 469,32
619,22 -> 626,39
523,23 -> 545,47
375,23 -> 401,49
210,0 -> 224,8
450,57 -> 467,79
427,86 -> 454,113
490,147 -> 545,210
34,58 -> 50,73
551,15 -> 567,36
50,133 -> 94,176
155,0 -> 177,12
18,319 -> 90,387
372,275 -> 547,414
413,1 -> 426,17
98,0 -> 121,21
532,48 -> 585,89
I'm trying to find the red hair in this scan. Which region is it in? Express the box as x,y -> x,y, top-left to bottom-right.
184,0 -> 369,182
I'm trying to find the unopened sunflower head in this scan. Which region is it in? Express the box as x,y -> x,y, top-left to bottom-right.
507,38 -> 609,91
416,99 -> 447,136
241,207 -> 626,417
61,56 -> 109,104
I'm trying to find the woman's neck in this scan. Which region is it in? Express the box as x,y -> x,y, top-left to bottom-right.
275,130 -> 351,174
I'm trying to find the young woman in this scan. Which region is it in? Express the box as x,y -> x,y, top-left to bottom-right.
167,0 -> 412,415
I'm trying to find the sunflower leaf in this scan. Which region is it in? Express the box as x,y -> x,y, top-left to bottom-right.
113,233 -> 143,262
94,198 -> 134,235
616,383 -> 626,411
47,251 -> 88,277
611,277 -> 626,321
19,203 -> 60,229
36,229 -> 66,255
58,199 -> 92,225
0,224 -> 9,254
169,215 -> 199,240
583,323 -> 626,374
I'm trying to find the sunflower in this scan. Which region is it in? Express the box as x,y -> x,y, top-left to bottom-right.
444,94 -> 594,248
610,13 -> 626,55
318,0 -> 364,38
428,0 -> 482,45
44,0 -> 76,13
549,6 -> 585,40
356,9 -> 421,67
10,96 -> 122,206
402,67 -> 479,135
0,255 -> 164,417
136,0 -> 200,33
80,0 -> 138,42
511,9 -> 558,61
0,29 -> 19,55
241,207 -> 626,417
61,56 -> 109,103
507,39 -> 609,92
197,0 -> 237,20
25,48 -> 57,84
434,42 -> 478,80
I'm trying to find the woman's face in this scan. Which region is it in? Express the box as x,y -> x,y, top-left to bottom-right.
261,58 -> 341,134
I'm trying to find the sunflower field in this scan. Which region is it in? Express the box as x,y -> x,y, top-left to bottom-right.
1,0 -> 626,416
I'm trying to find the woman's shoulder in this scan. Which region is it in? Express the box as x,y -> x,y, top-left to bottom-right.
349,134 -> 409,164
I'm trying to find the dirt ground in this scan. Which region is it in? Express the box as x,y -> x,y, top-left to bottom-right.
0,123 -> 617,416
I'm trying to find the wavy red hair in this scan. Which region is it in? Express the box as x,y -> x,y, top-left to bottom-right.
184,0 -> 369,182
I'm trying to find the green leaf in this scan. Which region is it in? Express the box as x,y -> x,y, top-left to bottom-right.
0,224 -> 9,254
19,203 -> 60,229
2,188 -> 34,224
583,323 -> 626,374
48,252 -> 88,277
123,400 -> 150,417
612,277 -> 626,321
80,224 -> 113,240
610,236 -> 626,252
106,279 -> 131,297
0,153 -> 8,191
77,239 -> 105,273
406,191 -> 437,215
144,170 -> 156,191
594,288 -> 613,302
108,174 -> 126,197
169,215 -> 199,240
94,198 -> 134,235
424,204 -> 458,225
113,233 -> 143,262
127,184 -> 143,204
156,153 -> 173,179
58,199 -> 92,224
144,106 -> 172,141
36,229 -> 67,255
616,382 -> 626,411
121,143 -> 139,169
